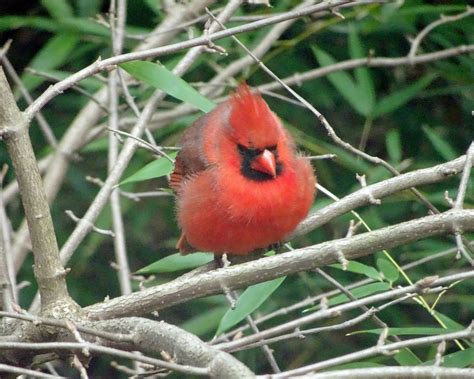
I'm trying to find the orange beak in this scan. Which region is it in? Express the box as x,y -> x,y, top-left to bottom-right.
250,149 -> 277,177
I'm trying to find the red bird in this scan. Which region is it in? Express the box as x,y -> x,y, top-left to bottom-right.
170,84 -> 316,255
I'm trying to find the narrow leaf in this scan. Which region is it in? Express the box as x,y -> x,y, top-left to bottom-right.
181,306 -> 228,336
330,261 -> 382,281
312,47 -> 371,116
41,0 -> 74,19
120,153 -> 177,186
302,283 -> 391,311
376,257 -> 399,283
121,61 -> 216,113
372,74 -> 436,118
422,125 -> 457,161
386,129 -> 402,163
394,348 -> 422,365
21,33 -> 79,92
349,24 -> 375,113
329,282 -> 390,307
431,311 -> 464,331
136,252 -> 213,274
216,276 -> 286,336
422,346 -> 474,368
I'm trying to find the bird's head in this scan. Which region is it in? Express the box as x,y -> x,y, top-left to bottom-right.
225,83 -> 290,181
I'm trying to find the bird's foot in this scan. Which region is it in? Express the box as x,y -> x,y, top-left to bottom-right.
214,253 -> 231,268
268,242 -> 285,254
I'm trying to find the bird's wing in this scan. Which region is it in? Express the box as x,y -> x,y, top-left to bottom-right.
169,112 -> 212,193
171,114 -> 216,254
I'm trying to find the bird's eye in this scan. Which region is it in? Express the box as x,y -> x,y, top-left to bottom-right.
237,144 -> 261,157
268,145 -> 277,153
237,144 -> 247,154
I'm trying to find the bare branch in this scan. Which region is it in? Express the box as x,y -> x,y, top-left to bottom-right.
0,341 -> 210,376
292,152 -> 472,239
408,7 -> 474,62
260,44 -> 474,94
25,0 -> 357,118
65,210 -> 115,238
0,57 -> 59,149
86,210 -> 474,319
108,0 -> 133,296
0,363 -> 63,378
83,317 -> 254,378
303,366 -> 474,379
454,143 -> 474,210
272,324 -> 474,376
216,270 -> 472,352
0,166 -> 16,311
0,68 -> 74,311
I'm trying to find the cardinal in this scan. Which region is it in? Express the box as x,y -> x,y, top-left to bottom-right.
170,83 -> 316,255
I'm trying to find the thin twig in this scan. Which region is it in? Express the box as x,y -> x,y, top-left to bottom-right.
408,7 -> 474,62
0,363 -> 64,378
65,210 -> 115,237
271,323 -> 474,377
214,270 -> 474,352
108,0 -> 133,297
1,58 -> 59,148
0,342 -> 210,376
25,0 -> 357,118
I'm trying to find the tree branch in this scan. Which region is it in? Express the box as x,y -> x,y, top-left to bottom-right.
0,68 -> 74,312
83,317 -> 254,378
272,324 -> 474,376
24,0 -> 356,118
85,209 -> 474,319
292,151 -> 473,238
289,366 -> 474,379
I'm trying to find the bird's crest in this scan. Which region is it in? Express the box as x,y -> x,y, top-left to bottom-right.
229,83 -> 280,148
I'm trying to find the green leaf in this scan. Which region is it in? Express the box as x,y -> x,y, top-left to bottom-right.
422,125 -> 457,161
121,61 -> 216,113
329,282 -> 390,307
0,16 -> 57,33
83,138 -> 108,152
0,16 -> 143,37
386,129 -> 402,163
181,306 -> 228,336
349,24 -> 375,113
422,346 -> 474,368
144,0 -> 161,14
394,348 -> 421,366
136,252 -> 213,274
299,282 -> 392,312
35,69 -> 103,91
77,0 -> 101,17
317,140 -> 372,174
216,276 -> 286,336
431,311 -> 465,331
330,261 -> 382,281
21,33 -> 79,92
41,0 -> 74,19
120,153 -> 177,186
372,74 -> 436,118
376,257 -> 399,283
312,47 -> 371,116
